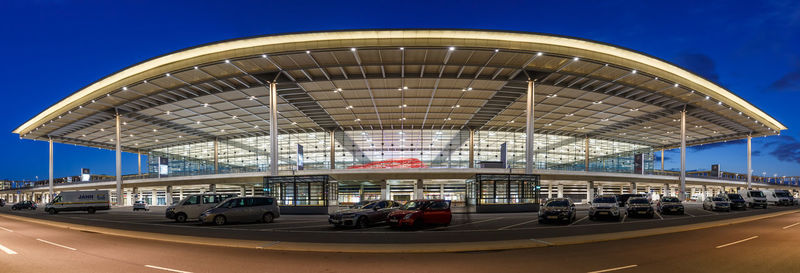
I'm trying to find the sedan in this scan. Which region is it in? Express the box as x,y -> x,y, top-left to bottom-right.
703,197 -> 731,212
538,198 -> 576,224
133,200 -> 150,211
387,200 -> 451,228
11,201 -> 36,210
329,200 -> 399,228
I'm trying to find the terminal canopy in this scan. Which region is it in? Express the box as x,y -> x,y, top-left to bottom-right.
14,30 -> 785,152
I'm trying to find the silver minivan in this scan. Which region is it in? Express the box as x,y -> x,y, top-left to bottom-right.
199,197 -> 280,225
166,193 -> 237,222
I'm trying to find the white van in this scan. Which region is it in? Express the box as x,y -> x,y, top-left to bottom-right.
45,190 -> 111,214
165,193 -> 237,222
763,189 -> 792,206
738,189 -> 767,208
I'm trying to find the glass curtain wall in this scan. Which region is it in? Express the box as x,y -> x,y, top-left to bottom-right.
147,130 -> 653,176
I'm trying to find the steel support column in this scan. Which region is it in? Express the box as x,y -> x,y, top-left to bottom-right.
269,81 -> 279,176
660,149 -> 665,171
468,129 -> 475,168
214,137 -> 219,174
115,113 -> 122,206
747,135 -> 752,189
587,181 -> 594,201
48,138 -> 54,202
137,151 -> 141,176
679,110 -> 686,200
330,131 -> 336,169
584,136 -> 589,171
525,80 -> 535,174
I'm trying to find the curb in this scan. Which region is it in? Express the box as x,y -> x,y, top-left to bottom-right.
1,209 -> 797,253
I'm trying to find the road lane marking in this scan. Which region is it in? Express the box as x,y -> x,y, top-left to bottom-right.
716,236 -> 758,249
144,265 -> 193,273
782,222 -> 800,229
655,211 -> 664,220
0,226 -> 12,232
587,264 -> 638,273
569,216 -> 589,226
620,214 -> 627,223
498,218 -> 538,230
36,239 -> 77,251
435,217 -> 504,230
0,243 -> 18,254
684,211 -> 696,217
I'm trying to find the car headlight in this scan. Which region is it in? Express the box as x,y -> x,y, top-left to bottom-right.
403,213 -> 414,220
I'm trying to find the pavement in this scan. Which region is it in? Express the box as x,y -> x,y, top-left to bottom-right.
0,205 -> 798,272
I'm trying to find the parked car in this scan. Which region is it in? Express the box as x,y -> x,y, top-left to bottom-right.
625,197 -> 654,218
538,198 -> 576,224
387,199 -> 452,228
12,201 -> 37,210
133,200 -> 150,211
45,190 -> 110,214
656,196 -> 684,215
616,193 -> 646,207
763,189 -> 793,206
703,196 -> 731,212
0,199 -> 5,207
725,193 -> 747,210
589,195 -> 621,221
199,197 -> 280,225
166,193 -> 237,222
738,189 -> 767,208
329,200 -> 400,228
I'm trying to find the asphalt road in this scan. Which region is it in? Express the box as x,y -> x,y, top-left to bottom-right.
0,203 -> 795,244
0,207 -> 798,272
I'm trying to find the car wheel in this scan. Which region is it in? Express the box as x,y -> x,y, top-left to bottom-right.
262,213 -> 274,223
355,216 -> 369,229
214,215 -> 226,225
175,213 -> 187,223
47,208 -> 56,214
87,207 -> 96,214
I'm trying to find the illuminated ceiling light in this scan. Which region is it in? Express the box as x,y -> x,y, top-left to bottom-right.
455,104 -> 460,108
705,96 -> 710,100
350,48 -> 357,51
178,135 -> 183,138
573,57 -> 580,61
254,125 -> 259,129
654,77 -> 659,80
494,49 -> 499,52
507,120 -> 514,123
196,121 -> 201,124
261,54 -> 267,58
193,66 -> 198,70
537,52 -> 543,56
674,83 -> 679,87
565,113 -> 574,117
448,46 -> 456,51
155,139 -> 159,142
631,70 -> 637,74
305,50 -> 311,54
400,117 -> 406,120
593,101 -> 603,104
232,115 -> 237,119
546,123 -> 552,126
129,134 -> 133,137
166,73 -> 171,77
203,103 -> 209,107
291,121 -> 297,125
601,118 -> 609,121
153,129 -> 157,132
467,87 -> 473,91
354,118 -> 361,122
122,86 -> 128,90
578,127 -> 585,130
718,101 -> 723,105
546,94 -> 557,98
166,111 -> 171,115
224,59 -> 230,63
122,122 -> 127,125
100,128 -> 105,132
110,138 -> 113,142
91,100 -> 95,103
249,96 -> 256,100
346,105 -> 354,109
221,129 -> 225,132
630,108 -> 639,111
403,86 -> 408,90
81,134 -> 86,137
446,117 -> 452,121
336,88 -> 343,92
397,88 -> 402,91
135,143 -> 139,146
399,47 -> 404,50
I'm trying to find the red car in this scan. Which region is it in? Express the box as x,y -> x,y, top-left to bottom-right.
387,199 -> 452,228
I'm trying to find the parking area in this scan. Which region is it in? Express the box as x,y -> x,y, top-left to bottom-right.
1,203 -> 797,244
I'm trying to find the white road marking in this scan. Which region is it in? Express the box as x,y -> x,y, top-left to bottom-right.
435,217 -> 504,230
782,222 -> 800,229
144,265 -> 193,273
655,211 -> 664,220
0,243 -> 18,254
498,218 -> 538,230
569,216 -> 589,226
620,214 -> 627,223
0,226 -> 13,232
684,212 -> 696,217
587,264 -> 638,273
716,236 -> 758,249
36,238 -> 77,251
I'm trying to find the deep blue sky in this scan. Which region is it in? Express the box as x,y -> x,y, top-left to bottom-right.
1,0 -> 798,180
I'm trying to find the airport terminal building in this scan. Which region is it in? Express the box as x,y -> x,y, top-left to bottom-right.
5,30 -> 796,213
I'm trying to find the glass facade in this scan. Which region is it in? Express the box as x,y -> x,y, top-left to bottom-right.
146,130 -> 654,176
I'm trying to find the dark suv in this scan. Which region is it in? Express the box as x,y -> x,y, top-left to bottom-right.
726,194 -> 747,210
11,201 -> 37,210
625,197 -> 654,218
538,198 -> 577,224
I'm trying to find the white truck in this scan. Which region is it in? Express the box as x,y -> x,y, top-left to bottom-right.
738,189 -> 768,209
763,189 -> 793,206
45,190 -> 111,214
